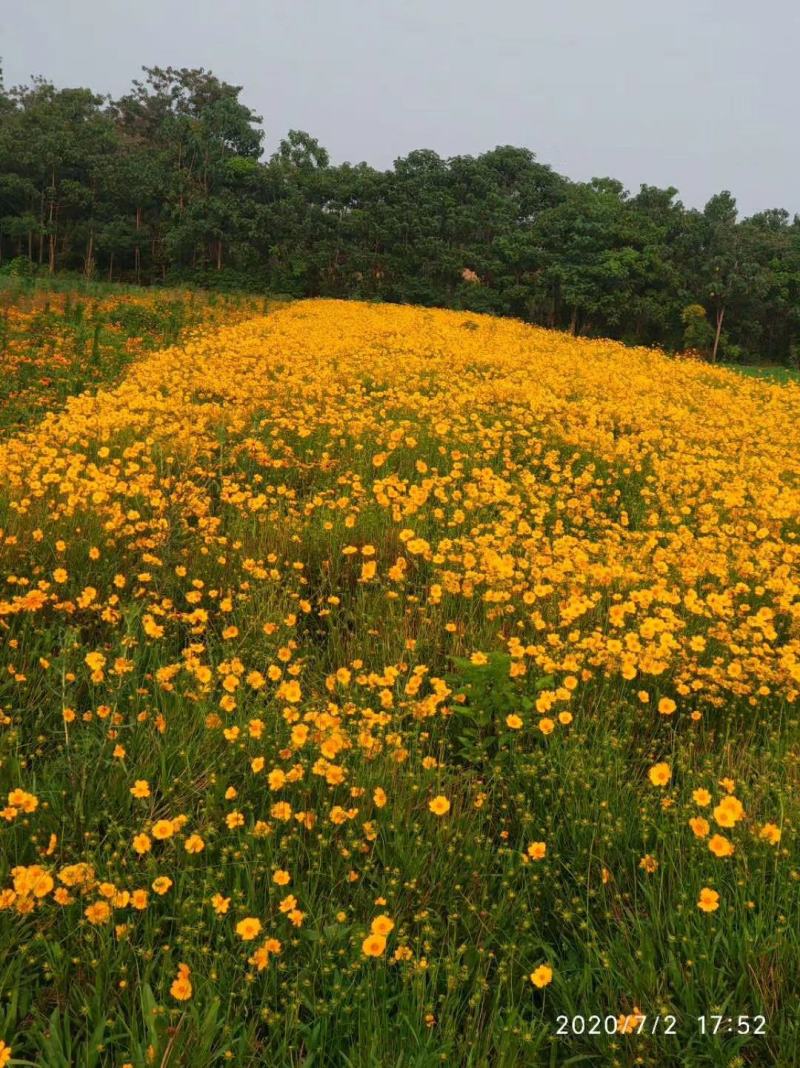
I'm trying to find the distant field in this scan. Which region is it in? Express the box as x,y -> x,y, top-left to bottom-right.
724,362 -> 800,383
0,294 -> 799,1067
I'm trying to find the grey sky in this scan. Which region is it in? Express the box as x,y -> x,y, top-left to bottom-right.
3,0 -> 798,217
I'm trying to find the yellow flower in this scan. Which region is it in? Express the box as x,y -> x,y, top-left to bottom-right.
505,714 -> 523,730
130,780 -> 151,799
151,820 -> 174,840
526,842 -> 546,861
713,796 -> 744,828
85,901 -> 111,925
273,870 -> 291,886
759,822 -> 781,845
647,763 -> 671,787
236,917 -> 262,941
428,795 -> 450,816
692,788 -> 712,807
708,834 -> 734,858
211,894 -> 231,915
530,965 -> 553,988
133,834 -> 152,855
184,834 -> 205,854
152,877 -> 173,895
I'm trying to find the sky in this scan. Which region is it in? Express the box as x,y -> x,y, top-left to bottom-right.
3,0 -> 799,217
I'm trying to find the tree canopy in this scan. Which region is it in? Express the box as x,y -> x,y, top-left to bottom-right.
2,65 -> 799,364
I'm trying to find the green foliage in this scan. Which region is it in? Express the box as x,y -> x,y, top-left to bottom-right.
1,68 -> 800,364
445,653 -> 553,765
681,304 -> 714,353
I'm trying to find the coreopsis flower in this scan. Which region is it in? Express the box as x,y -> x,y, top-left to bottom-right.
759,823 -> 781,845
618,1008 -> 646,1034
85,901 -> 111,925
713,796 -> 744,828
697,887 -> 720,912
689,817 -> 710,838
428,796 -> 450,816
170,963 -> 192,1001
133,834 -> 152,855
184,834 -> 205,854
361,933 -> 387,957
370,914 -> 394,937
248,937 -> 282,971
7,789 -> 38,813
708,835 -> 734,858
236,917 -> 262,941
211,894 -> 230,915
648,763 -> 671,787
530,965 -> 553,988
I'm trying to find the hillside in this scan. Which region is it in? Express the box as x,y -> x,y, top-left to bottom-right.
1,299 -> 798,1066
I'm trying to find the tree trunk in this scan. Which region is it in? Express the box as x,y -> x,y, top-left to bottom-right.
216,239 -> 222,271
85,231 -> 95,278
711,306 -> 725,362
135,206 -> 142,284
569,305 -> 578,335
48,169 -> 57,274
108,251 -> 114,282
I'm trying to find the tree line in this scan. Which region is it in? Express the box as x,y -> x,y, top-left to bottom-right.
2,65 -> 799,364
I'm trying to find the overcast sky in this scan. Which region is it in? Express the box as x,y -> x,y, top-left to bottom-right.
3,0 -> 798,217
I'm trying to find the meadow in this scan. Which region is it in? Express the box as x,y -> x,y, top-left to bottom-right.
0,290 -> 799,1067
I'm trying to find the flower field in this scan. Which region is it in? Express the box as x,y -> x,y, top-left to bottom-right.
0,295 -> 799,1066
0,282 -> 267,438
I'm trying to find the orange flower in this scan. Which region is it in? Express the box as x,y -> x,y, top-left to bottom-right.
361,933 -> 387,957
370,914 -> 394,937
697,887 -> 720,913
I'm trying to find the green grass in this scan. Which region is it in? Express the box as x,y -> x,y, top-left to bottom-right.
722,362 -> 800,383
